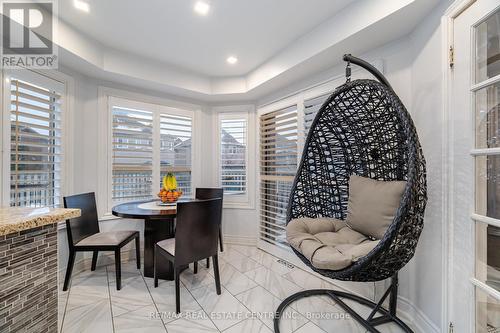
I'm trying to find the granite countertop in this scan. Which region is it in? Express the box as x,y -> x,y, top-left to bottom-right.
0,207 -> 81,236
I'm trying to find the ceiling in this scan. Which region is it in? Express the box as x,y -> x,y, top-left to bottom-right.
52,0 -> 442,102
58,0 -> 355,77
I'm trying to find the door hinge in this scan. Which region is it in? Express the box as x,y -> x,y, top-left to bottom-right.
449,322 -> 454,333
449,46 -> 454,69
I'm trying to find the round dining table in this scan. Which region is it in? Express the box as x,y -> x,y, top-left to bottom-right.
112,198 -> 197,280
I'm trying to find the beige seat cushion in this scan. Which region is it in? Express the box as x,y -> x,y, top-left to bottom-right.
346,175 -> 406,239
156,238 -> 175,256
287,217 -> 379,270
76,230 -> 137,246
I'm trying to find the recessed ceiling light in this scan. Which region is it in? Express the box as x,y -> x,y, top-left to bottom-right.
226,56 -> 238,65
74,0 -> 90,13
194,1 -> 210,16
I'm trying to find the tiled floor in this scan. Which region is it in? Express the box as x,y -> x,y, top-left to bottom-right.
59,244 -> 407,333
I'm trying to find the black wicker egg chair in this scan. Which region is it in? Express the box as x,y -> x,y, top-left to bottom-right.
274,55 -> 427,333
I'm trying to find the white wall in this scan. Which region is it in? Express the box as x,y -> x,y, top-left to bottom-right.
406,1 -> 452,330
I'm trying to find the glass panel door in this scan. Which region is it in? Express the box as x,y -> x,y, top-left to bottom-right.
473,7 -> 500,333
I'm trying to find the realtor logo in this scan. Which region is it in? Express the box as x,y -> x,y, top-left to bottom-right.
1,0 -> 58,68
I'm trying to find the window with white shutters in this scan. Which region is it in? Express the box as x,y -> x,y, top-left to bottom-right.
304,93 -> 329,136
259,105 -> 298,248
160,114 -> 192,196
112,106 -> 153,201
10,78 -> 63,207
220,118 -> 247,195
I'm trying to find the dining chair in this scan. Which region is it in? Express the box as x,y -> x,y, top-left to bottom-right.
193,188 -> 223,273
63,192 -> 140,291
154,198 -> 223,313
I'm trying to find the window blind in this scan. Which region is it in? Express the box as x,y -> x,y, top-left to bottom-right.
112,107 -> 153,201
259,105 -> 298,248
160,114 -> 192,196
220,118 -> 247,195
10,79 -> 62,207
304,93 -> 329,136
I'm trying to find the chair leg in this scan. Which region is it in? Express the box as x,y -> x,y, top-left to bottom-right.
115,250 -> 122,290
135,236 -> 141,269
206,258 -> 210,269
219,228 -> 224,252
63,250 -> 76,291
154,246 -> 158,288
193,261 -> 198,274
212,255 -> 221,295
175,268 -> 181,314
91,251 -> 98,271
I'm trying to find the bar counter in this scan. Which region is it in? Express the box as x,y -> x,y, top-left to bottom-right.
0,207 -> 80,332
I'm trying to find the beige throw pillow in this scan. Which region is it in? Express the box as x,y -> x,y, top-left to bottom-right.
346,175 -> 406,239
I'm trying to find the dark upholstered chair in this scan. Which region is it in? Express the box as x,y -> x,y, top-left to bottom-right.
193,188 -> 223,272
154,198 -> 223,313
63,192 -> 140,291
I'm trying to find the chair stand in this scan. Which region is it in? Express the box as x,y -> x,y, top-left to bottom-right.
273,275 -> 413,333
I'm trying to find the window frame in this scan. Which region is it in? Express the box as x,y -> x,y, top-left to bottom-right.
213,105 -> 255,210
1,69 -> 74,208
98,88 -> 201,218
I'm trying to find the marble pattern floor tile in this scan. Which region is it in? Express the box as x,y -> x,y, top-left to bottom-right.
165,310 -> 219,333
229,256 -> 263,273
236,286 -> 308,333
292,294 -> 364,332
62,292 -> 113,333
144,277 -> 202,322
60,249 -> 406,333
250,250 -> 294,275
209,261 -> 258,295
113,304 -> 166,333
293,322 -> 327,333
222,318 -> 272,333
180,263 -> 220,291
245,266 -> 303,300
191,284 -> 249,331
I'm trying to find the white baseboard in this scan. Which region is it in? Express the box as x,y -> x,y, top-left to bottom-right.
397,296 -> 440,333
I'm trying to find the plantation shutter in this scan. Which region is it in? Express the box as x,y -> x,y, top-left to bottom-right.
220,118 -> 247,195
160,114 -> 192,196
10,79 -> 63,207
112,107 -> 153,201
259,105 -> 298,248
304,93 -> 329,136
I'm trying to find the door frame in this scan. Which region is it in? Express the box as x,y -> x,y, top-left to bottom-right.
442,1 -> 476,332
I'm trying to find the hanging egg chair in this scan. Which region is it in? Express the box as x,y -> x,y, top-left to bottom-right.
274,55 -> 427,333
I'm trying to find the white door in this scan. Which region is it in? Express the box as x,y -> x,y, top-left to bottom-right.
452,1 -> 500,332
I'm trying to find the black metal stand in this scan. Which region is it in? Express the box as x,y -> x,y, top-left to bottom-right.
274,275 -> 413,333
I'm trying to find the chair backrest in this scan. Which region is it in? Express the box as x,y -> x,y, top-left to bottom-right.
63,192 -> 100,247
174,198 -> 222,266
195,188 -> 223,202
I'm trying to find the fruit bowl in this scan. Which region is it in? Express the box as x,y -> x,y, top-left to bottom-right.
158,173 -> 182,203
158,189 -> 182,203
